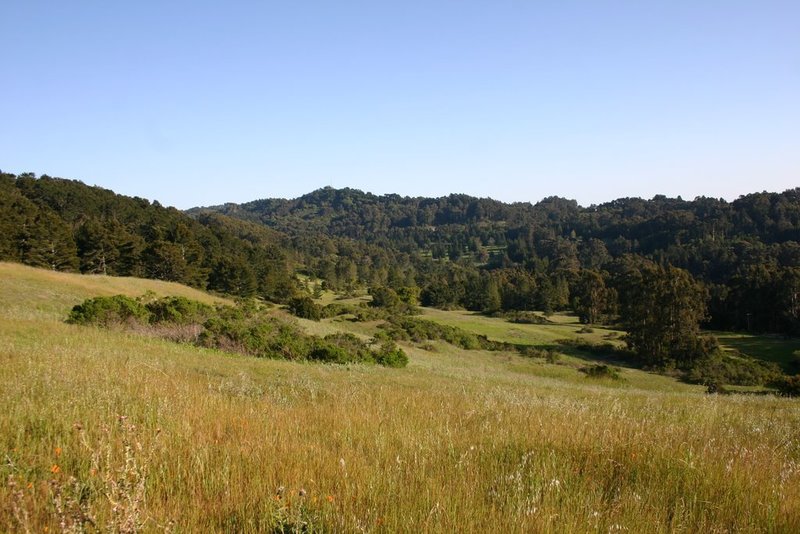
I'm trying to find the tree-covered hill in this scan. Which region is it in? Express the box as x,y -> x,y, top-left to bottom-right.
194,186 -> 800,336
0,172 -> 298,301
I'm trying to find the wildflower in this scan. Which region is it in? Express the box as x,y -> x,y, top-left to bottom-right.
55,446 -> 62,457
50,464 -> 61,474
27,482 -> 33,489
326,495 -> 334,503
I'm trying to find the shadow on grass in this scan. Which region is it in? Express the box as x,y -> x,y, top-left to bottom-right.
504,338 -> 645,372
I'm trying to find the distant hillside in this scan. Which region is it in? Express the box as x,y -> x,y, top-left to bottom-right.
195,186 -> 800,335
193,186 -> 800,250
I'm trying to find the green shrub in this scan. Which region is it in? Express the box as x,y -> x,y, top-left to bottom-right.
308,339 -> 353,364
320,303 -> 351,318
375,342 -> 409,368
388,317 -> 486,350
68,295 -> 150,326
68,294 -> 407,367
350,307 -> 379,322
198,305 -> 297,358
369,286 -> 401,308
145,296 -> 213,325
321,333 -> 373,363
504,311 -> 551,325
287,297 -> 322,321
268,322 -> 313,360
581,364 -> 622,380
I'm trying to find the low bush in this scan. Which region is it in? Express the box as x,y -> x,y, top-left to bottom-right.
287,296 -> 322,321
145,296 -> 213,325
320,303 -> 351,318
381,317 -> 487,350
580,364 -> 622,380
375,342 -> 409,368
506,311 -> 552,325
68,295 -> 150,326
316,333 -> 374,364
67,294 -> 407,367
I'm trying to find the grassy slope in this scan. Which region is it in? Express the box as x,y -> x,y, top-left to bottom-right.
0,262 -> 230,322
1,264 -> 799,532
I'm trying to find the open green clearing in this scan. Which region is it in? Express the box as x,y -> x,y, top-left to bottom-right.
420,307 -> 623,346
1,263 -> 799,532
714,331 -> 800,370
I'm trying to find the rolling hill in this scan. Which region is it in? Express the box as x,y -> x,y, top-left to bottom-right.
1,263 -> 799,531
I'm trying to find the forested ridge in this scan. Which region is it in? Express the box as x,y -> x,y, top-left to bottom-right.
0,172 -> 299,301
194,185 -> 800,337
3,171 -> 800,377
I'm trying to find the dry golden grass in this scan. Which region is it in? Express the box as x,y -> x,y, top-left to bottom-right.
1,264 -> 799,532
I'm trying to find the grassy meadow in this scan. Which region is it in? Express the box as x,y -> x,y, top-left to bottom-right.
1,262 -> 800,532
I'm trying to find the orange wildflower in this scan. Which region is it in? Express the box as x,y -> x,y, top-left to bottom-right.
55,447 -> 62,457
50,464 -> 60,474
326,495 -> 334,503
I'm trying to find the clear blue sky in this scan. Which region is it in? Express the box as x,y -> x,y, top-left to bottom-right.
2,1 -> 798,209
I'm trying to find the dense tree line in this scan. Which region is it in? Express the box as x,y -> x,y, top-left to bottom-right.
0,173 -> 299,301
